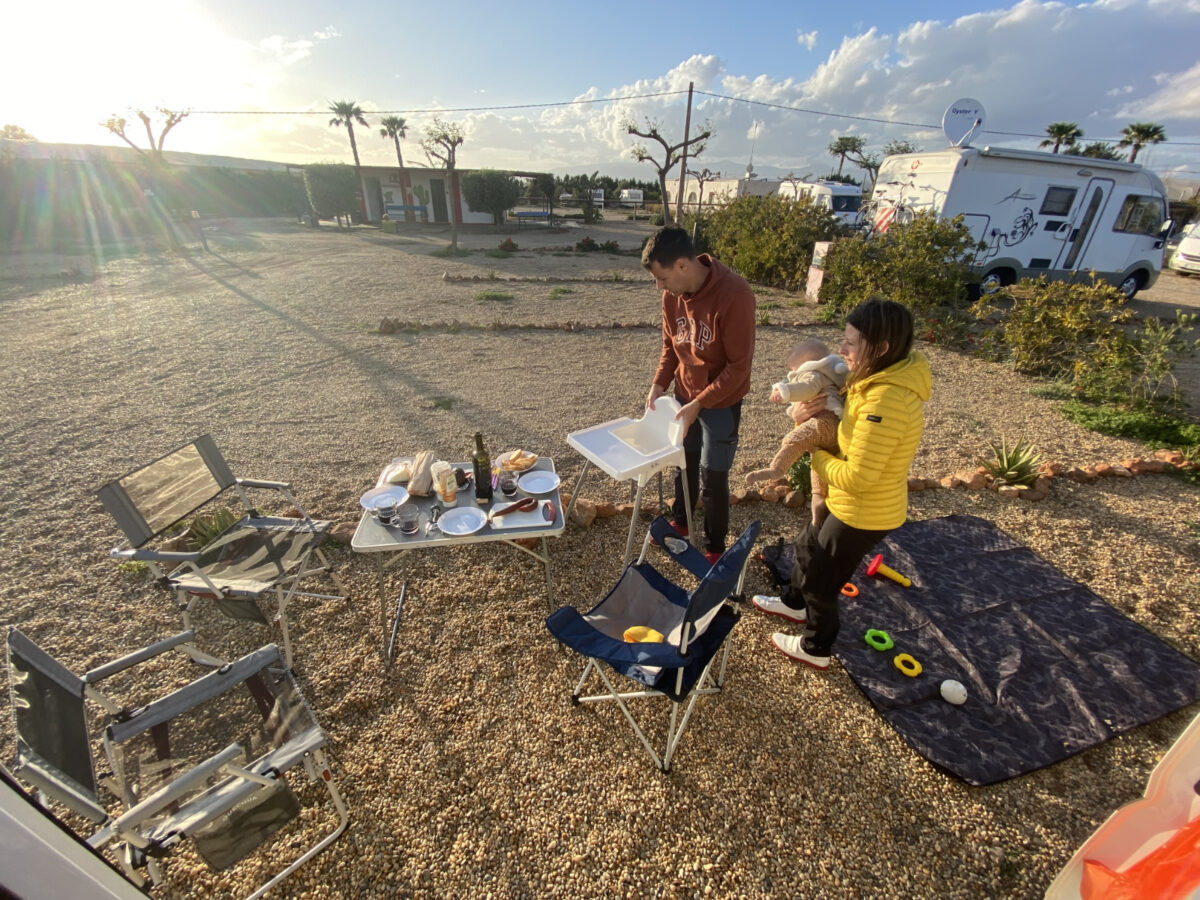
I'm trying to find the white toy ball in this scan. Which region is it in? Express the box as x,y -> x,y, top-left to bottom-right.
940,679 -> 968,705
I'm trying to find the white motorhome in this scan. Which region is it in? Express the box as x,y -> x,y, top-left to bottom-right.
618,189 -> 644,207
869,146 -> 1171,299
779,180 -> 863,227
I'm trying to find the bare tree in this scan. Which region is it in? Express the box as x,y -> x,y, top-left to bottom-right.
780,171 -> 813,200
421,118 -> 465,250
625,116 -> 712,226
686,167 -> 719,211
102,107 -> 189,162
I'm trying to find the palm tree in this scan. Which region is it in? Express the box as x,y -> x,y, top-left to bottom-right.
328,100 -> 369,219
1039,122 -> 1082,154
1118,122 -> 1166,163
379,115 -> 408,169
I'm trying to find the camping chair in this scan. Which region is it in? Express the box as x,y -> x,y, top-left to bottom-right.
6,627 -> 348,900
97,434 -> 343,667
546,516 -> 761,772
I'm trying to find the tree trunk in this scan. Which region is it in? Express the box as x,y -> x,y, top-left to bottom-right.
1129,146 -> 1139,163
658,172 -> 673,226
347,124 -> 367,222
837,155 -> 845,176
448,167 -> 459,250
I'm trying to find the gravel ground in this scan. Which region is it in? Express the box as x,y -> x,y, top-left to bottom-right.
1,218 -> 1199,899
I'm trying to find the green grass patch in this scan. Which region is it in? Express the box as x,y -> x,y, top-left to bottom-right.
431,396 -> 456,410
474,290 -> 514,303
549,286 -> 573,299
1031,382 -> 1075,401
760,301 -> 782,310
429,245 -> 471,258
1060,400 -> 1200,456
484,249 -> 512,258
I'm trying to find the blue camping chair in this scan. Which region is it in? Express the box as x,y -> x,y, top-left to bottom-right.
546,517 -> 761,772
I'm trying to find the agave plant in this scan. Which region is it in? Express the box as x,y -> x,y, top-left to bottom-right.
185,508 -> 240,549
979,438 -> 1042,488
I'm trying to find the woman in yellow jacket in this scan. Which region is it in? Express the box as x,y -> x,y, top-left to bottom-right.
753,299 -> 932,669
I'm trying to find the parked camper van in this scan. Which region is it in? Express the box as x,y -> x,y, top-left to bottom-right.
780,180 -> 863,227
619,189 -> 644,207
869,146 -> 1171,299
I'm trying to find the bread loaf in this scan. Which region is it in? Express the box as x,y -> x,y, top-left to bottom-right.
408,450 -> 437,496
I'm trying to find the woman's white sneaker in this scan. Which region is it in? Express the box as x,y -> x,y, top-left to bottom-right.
770,633 -> 831,670
751,594 -> 806,624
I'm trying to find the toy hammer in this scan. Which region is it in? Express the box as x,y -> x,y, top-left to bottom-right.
867,554 -> 911,587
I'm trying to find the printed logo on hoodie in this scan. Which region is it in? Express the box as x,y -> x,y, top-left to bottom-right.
674,316 -> 712,352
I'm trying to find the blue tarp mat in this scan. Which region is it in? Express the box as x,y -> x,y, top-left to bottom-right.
761,515 -> 1200,786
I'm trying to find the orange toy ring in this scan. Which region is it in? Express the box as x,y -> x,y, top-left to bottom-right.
841,583 -> 859,597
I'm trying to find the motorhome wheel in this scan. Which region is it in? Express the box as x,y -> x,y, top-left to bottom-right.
1117,273 -> 1143,301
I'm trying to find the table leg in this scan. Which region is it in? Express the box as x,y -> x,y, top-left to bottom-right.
376,555 -> 386,662
540,536 -> 555,615
387,581 -> 407,663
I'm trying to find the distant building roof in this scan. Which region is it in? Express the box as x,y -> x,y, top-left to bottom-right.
1,140 -> 290,172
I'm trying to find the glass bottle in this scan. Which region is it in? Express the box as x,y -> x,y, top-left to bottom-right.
472,432 -> 492,505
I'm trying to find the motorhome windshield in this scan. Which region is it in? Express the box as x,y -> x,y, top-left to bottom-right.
831,196 -> 862,213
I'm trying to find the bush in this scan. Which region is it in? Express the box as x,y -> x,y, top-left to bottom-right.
694,195 -> 839,291
818,211 -> 979,342
972,277 -> 1133,384
303,163 -> 358,220
497,237 -> 518,252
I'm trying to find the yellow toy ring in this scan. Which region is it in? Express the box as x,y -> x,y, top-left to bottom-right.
841,582 -> 859,597
893,653 -> 922,677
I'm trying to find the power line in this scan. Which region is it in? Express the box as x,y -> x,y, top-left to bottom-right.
189,86 -> 1200,148
695,90 -> 1200,147
189,89 -> 689,116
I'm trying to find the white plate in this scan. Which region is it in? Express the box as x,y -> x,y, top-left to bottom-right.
518,470 -> 560,495
498,450 -> 539,472
360,485 -> 409,510
436,506 -> 488,536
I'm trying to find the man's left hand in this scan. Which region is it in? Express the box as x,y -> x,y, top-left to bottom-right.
675,399 -> 701,432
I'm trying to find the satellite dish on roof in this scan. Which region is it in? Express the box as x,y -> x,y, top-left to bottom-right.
943,98 -> 986,148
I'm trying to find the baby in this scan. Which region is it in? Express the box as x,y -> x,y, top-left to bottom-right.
746,338 -> 848,524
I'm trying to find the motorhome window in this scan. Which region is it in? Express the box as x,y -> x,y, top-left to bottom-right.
1039,187 -> 1077,216
831,196 -> 862,212
1113,195 -> 1165,235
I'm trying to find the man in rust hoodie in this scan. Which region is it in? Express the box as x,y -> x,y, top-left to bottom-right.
643,227 -> 756,564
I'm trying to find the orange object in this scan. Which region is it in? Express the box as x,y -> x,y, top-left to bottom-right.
1081,814 -> 1200,900
840,582 -> 859,597
867,554 -> 911,587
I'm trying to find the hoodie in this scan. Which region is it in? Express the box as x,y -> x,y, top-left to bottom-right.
811,351 -> 932,531
653,255 -> 756,408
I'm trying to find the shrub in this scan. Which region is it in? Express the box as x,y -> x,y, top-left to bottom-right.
787,455 -> 812,494
1060,401 -> 1200,450
818,211 -> 979,342
575,236 -> 598,252
497,237 -> 518,252
972,277 -> 1133,383
695,195 -> 839,291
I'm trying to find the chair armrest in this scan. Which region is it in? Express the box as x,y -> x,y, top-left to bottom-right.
84,631 -> 197,684
98,743 -> 245,844
109,546 -> 201,563
237,477 -> 292,491
106,644 -> 285,745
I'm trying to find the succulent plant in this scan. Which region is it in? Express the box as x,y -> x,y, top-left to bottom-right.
979,438 -> 1042,488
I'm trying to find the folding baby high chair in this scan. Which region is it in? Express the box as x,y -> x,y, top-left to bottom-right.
97,434 -> 343,667
6,627 -> 348,900
546,517 -> 761,772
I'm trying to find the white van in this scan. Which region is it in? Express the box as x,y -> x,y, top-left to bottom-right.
779,180 -> 863,227
869,146 -> 1171,299
1168,222 -> 1200,275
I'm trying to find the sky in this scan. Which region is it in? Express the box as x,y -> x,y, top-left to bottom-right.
3,0 -> 1199,181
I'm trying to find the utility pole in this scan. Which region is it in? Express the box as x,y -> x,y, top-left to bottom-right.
674,81 -> 694,224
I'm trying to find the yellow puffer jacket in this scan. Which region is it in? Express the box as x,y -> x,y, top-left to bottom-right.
811,351 -> 931,531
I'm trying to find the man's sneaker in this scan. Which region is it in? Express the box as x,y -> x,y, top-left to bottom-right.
751,594 -> 806,624
704,550 -> 722,566
770,633 -> 831,670
650,522 -> 689,547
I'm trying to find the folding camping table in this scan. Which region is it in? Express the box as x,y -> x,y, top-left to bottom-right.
565,399 -> 695,566
351,458 -> 566,663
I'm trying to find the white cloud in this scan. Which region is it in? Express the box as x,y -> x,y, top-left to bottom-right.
313,26 -> 340,40
1123,60 -> 1200,120
1107,85 -> 1134,96
797,30 -> 818,50
257,35 -> 315,67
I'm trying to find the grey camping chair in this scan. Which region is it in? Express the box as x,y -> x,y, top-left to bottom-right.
6,627 -> 348,900
97,434 -> 343,667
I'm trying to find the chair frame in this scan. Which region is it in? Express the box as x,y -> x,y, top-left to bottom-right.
6,628 -> 348,899
98,434 -> 344,667
553,517 -> 759,772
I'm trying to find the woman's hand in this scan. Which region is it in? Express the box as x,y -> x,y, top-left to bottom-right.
791,396 -> 826,421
